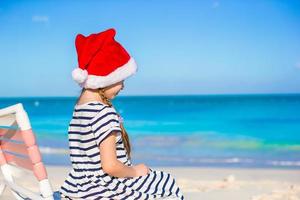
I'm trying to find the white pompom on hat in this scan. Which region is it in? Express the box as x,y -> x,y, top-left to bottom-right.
72,68 -> 88,84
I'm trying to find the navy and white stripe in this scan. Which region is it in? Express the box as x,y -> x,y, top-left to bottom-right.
59,101 -> 184,199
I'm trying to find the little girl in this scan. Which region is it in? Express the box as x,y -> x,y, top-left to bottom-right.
59,28 -> 185,200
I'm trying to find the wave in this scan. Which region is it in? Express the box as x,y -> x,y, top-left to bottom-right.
39,146 -> 69,154
38,145 -> 300,167
134,154 -> 300,167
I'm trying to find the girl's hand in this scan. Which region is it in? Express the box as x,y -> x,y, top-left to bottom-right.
132,163 -> 150,177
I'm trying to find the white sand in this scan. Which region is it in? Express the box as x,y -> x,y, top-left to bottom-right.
1,166 -> 300,200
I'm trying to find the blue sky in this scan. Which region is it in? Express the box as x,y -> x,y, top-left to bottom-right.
0,0 -> 299,97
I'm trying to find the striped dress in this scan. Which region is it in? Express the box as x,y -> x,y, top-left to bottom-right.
59,101 -> 185,200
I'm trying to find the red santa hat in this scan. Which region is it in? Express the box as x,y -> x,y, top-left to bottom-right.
71,28 -> 138,89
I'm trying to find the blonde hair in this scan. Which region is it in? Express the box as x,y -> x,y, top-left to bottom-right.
77,88 -> 132,160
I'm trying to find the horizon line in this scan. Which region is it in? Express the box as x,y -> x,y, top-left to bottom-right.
1,92 -> 300,98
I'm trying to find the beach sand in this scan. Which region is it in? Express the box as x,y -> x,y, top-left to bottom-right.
1,166 -> 300,200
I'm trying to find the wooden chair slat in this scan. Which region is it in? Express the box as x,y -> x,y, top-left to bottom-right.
0,114 -> 16,127
3,152 -> 33,171
1,141 -> 28,157
0,128 -> 23,142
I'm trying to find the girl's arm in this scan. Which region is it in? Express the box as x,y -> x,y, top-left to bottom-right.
99,132 -> 148,178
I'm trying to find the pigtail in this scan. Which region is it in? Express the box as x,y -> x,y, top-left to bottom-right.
98,89 -> 132,160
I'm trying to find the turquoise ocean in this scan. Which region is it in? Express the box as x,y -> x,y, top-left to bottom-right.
1,94 -> 299,169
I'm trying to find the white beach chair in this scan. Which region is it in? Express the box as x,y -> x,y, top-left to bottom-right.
0,103 -> 61,200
